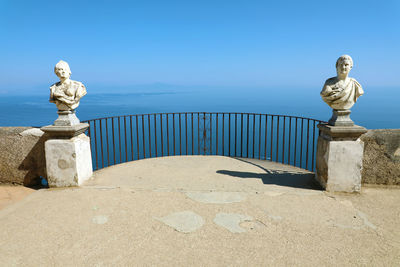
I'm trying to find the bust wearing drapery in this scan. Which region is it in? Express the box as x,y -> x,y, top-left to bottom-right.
320,55 -> 364,126
50,60 -> 87,111
320,55 -> 364,110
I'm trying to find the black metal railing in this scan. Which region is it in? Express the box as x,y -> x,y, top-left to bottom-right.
83,112 -> 325,172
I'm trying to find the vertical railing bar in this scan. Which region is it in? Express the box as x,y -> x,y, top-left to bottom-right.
241,114 -> 243,158
198,113 -> 200,155
148,114 -> 152,158
288,117 -> 292,166
136,115 -> 139,160
294,118 -> 298,166
270,115 -> 274,161
112,118 -> 116,164
185,113 -> 188,155
124,116 -> 128,162
106,118 -> 110,166
234,113 -> 237,157
94,120 -> 98,170
265,115 -> 268,160
142,115 -> 146,159
222,113 -> 225,156
203,112 -> 206,155
173,114 -> 176,156
246,114 -> 249,158
282,116 -> 286,164
216,113 -> 219,155
191,113 -> 194,155
228,113 -> 231,156
306,119 -> 310,170
179,113 -> 182,155
312,120 -> 316,171
276,116 -> 279,162
154,114 -> 157,157
210,113 -> 212,155
160,114 -> 164,157
130,116 -> 133,162
252,114 -> 255,158
258,114 -> 261,160
300,118 -> 304,168
118,117 -> 122,163
167,114 -> 170,156
99,119 -> 104,169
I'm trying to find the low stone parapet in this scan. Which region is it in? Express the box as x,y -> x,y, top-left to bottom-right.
1,126 -> 399,188
0,127 -> 47,186
361,129 -> 400,185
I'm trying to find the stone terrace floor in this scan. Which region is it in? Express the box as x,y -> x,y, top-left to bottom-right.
1,156 -> 400,266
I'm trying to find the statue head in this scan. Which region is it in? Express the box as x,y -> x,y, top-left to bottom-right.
336,55 -> 353,76
54,60 -> 71,81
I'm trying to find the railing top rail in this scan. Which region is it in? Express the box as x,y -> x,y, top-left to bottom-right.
82,112 -> 326,124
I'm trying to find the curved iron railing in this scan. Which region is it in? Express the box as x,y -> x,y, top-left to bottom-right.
83,112 -> 325,172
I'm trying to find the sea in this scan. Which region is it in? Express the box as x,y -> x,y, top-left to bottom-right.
0,85 -> 398,129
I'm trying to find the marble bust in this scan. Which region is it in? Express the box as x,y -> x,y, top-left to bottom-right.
320,55 -> 364,110
320,55 -> 364,126
50,60 -> 87,111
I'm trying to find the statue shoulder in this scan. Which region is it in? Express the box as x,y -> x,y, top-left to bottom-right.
50,82 -> 60,90
349,77 -> 361,87
71,80 -> 87,98
71,80 -> 85,88
324,77 -> 338,86
349,77 -> 364,96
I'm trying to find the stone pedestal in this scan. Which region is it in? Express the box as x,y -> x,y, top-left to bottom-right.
41,122 -> 93,187
316,123 -> 367,193
44,134 -> 92,187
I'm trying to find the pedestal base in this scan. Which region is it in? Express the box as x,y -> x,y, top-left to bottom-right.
54,110 -> 80,126
328,109 -> 354,126
316,123 -> 367,193
45,134 -> 93,187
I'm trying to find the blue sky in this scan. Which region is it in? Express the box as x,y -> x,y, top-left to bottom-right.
0,0 -> 399,94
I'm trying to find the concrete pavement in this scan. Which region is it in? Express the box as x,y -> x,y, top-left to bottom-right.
1,156 -> 399,266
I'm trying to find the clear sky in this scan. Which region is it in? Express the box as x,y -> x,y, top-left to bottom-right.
0,0 -> 399,94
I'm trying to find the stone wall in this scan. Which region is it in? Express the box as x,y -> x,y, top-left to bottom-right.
361,129 -> 400,185
0,127 -> 47,186
1,126 -> 399,186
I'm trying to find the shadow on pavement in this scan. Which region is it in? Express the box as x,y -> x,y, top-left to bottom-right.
216,158 -> 322,190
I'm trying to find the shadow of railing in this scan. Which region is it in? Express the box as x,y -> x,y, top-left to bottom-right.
216,158 -> 323,190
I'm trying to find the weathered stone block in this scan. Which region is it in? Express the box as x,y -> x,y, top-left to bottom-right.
316,138 -> 364,192
361,129 -> 400,185
0,127 -> 47,185
45,134 -> 92,187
